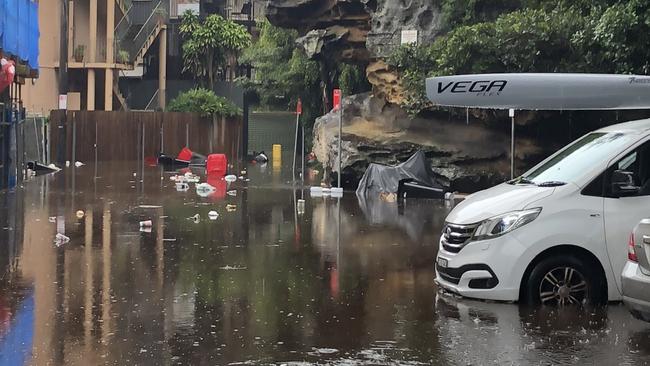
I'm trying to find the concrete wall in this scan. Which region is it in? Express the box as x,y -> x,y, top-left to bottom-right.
22,0 -> 60,115
73,1 -> 90,58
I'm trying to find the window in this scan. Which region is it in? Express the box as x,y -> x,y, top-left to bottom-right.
523,132 -> 637,185
605,140 -> 650,197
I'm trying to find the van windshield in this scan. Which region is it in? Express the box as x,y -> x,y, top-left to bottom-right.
519,132 -> 637,185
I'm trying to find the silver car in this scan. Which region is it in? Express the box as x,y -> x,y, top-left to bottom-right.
622,218 -> 650,321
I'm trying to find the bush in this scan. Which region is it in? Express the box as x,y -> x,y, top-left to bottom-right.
167,88 -> 241,117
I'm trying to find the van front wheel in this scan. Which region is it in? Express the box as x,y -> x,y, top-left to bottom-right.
524,256 -> 602,306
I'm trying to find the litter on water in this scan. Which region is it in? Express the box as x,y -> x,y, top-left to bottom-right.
54,233 -> 70,247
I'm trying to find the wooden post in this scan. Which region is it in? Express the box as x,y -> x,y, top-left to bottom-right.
88,0 -> 97,110
158,26 -> 167,110
104,0 -> 115,111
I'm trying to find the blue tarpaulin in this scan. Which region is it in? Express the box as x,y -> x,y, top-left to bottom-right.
0,0 -> 39,71
0,292 -> 35,365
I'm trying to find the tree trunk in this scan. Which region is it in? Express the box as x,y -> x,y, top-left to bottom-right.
319,60 -> 333,114
207,50 -> 214,90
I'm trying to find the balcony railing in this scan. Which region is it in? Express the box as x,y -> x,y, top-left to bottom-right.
129,1 -> 166,60
115,0 -> 168,64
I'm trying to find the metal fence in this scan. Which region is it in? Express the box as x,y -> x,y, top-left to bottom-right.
0,107 -> 47,189
366,29 -> 423,58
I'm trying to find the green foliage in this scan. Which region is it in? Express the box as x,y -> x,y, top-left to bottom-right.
167,88 -> 241,117
239,20 -> 322,127
440,0 -> 522,29
179,11 -> 251,87
117,50 -> 130,64
338,64 -> 371,96
240,21 -> 372,126
390,0 -> 650,115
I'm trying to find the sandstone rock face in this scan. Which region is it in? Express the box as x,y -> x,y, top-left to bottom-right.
363,0 -> 444,58
312,93 -> 546,192
265,0 -> 444,98
296,27 -> 370,62
266,0 -> 443,61
266,0 -> 371,62
366,60 -> 403,105
266,0 -> 544,192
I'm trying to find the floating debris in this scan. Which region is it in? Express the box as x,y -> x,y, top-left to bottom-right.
208,211 -> 219,220
226,204 -> 237,212
175,182 -> 190,192
196,183 -> 216,197
219,265 -> 247,270
54,233 -> 70,247
227,190 -> 237,196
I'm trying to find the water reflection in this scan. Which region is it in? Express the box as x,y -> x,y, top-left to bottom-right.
435,293 -> 650,365
0,162 -> 648,365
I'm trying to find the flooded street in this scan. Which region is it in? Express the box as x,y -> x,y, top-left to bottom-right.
1,162 -> 650,365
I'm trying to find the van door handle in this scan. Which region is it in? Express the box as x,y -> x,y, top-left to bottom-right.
643,235 -> 650,245
590,213 -> 601,217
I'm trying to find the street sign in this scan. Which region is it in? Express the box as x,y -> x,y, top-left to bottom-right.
333,89 -> 341,111
58,94 -> 68,110
296,98 -> 302,115
401,30 -> 418,45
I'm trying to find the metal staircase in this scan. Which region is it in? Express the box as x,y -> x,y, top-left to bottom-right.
113,0 -> 168,110
113,78 -> 129,111
133,22 -> 165,66
115,0 -> 130,17
115,0 -> 166,64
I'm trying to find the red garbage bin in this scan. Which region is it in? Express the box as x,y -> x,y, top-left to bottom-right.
206,154 -> 227,176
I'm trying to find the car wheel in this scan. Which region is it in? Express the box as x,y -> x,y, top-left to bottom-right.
524,255 -> 603,306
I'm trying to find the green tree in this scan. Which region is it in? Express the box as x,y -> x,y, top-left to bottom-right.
239,21 -> 371,131
179,11 -> 251,88
239,21 -> 323,133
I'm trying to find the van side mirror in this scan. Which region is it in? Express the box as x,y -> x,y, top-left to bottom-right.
611,170 -> 640,197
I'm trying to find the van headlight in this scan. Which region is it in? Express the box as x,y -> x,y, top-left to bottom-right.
472,208 -> 542,241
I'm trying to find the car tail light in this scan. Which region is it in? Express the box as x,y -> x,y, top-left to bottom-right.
629,232 -> 638,262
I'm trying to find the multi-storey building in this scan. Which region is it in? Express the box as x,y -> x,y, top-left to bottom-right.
24,0 -> 263,114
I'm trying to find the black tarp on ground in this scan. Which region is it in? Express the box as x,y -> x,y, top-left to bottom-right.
355,151 -> 446,198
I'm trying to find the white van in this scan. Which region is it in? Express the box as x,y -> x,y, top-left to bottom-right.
436,118 -> 650,305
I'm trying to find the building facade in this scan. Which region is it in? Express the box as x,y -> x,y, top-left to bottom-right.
24,0 -> 263,114
23,0 -> 168,113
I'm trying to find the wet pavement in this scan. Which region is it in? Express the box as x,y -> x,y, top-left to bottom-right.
1,161 -> 650,365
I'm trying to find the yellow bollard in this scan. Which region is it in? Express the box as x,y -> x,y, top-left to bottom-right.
272,144 -> 282,169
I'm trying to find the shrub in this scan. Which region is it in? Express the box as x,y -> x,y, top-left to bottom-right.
167,88 -> 241,117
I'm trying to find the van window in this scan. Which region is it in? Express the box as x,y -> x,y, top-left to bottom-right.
523,132 -> 638,185
606,140 -> 650,197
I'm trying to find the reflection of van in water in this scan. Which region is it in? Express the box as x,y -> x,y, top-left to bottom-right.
436,119 -> 650,305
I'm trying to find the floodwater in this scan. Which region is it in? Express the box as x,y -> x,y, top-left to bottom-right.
0,161 -> 650,365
